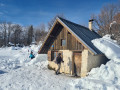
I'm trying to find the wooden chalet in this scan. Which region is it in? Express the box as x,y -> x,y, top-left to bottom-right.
38,17 -> 108,77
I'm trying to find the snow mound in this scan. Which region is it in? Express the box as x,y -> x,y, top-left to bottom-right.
0,43 -> 43,72
71,34 -> 120,90
92,34 -> 120,62
25,54 -> 47,66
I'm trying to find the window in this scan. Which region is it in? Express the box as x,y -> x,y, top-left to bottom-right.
61,39 -> 66,46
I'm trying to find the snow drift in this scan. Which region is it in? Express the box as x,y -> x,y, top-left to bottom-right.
72,35 -> 120,90
92,34 -> 120,62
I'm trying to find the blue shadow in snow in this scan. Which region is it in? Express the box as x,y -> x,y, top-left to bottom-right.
13,66 -> 21,69
0,70 -> 7,74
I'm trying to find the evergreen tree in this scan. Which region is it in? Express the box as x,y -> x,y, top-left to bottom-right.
27,25 -> 33,45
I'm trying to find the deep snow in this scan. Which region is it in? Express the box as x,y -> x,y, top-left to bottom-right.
71,35 -> 120,90
0,45 -> 74,90
0,34 -> 120,90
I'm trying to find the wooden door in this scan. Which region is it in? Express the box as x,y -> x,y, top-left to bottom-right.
74,52 -> 81,76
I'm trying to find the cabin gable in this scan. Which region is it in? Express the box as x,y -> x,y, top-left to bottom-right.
49,27 -> 84,51
39,17 -> 102,55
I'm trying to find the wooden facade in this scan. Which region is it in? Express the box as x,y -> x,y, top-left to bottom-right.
49,27 -> 84,52
47,25 -> 85,76
39,17 -> 108,77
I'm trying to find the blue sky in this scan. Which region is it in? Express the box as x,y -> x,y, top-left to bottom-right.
0,0 -> 118,27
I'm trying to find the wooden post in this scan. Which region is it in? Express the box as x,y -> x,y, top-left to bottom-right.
71,51 -> 74,75
48,50 -> 52,61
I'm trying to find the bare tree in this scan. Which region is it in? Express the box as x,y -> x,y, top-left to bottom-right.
91,4 -> 119,36
21,27 -> 28,46
114,13 -> 120,23
110,13 -> 120,44
12,24 -> 22,46
1,22 -> 7,46
0,19 -> 48,47
35,23 -> 48,43
0,21 -> 13,46
7,22 -> 12,44
48,14 -> 65,30
0,31 -> 3,47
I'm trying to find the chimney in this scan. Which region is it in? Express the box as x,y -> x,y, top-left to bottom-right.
89,19 -> 94,31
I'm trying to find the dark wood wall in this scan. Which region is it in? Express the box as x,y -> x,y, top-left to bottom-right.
49,27 -> 84,51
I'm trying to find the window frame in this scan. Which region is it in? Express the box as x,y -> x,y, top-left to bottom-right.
61,39 -> 66,46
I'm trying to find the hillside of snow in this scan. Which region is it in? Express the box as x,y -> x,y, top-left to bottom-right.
0,34 -> 120,90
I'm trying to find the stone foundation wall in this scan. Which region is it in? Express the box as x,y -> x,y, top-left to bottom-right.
80,49 -> 88,77
48,50 -> 73,74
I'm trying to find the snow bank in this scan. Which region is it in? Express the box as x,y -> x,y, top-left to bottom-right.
92,34 -> 120,62
25,54 -> 47,66
71,35 -> 120,90
0,42 -> 43,71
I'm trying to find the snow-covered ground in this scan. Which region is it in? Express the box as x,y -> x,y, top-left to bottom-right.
0,34 -> 120,90
0,45 -> 74,90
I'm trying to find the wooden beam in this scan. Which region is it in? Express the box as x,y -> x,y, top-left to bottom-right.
72,52 -> 74,75
49,35 -> 55,37
71,50 -> 82,52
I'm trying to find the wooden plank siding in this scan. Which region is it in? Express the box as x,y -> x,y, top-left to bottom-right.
49,27 -> 84,51
57,18 -> 94,55
67,32 -> 71,49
